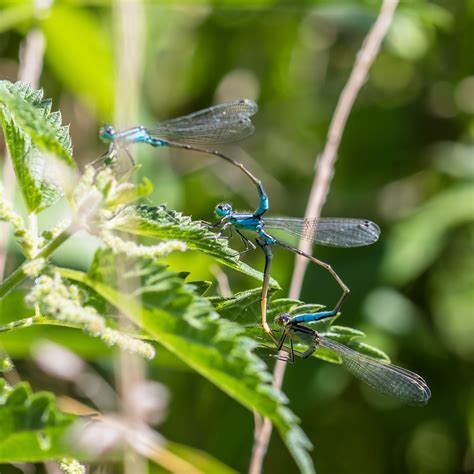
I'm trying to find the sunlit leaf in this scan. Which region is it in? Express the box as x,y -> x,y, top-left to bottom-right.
0,4 -> 35,33
0,381 -> 77,461
60,250 -> 314,473
41,5 -> 115,119
0,81 -> 75,212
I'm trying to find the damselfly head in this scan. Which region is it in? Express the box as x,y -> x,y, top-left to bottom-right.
214,202 -> 233,217
99,124 -> 116,143
275,313 -> 291,326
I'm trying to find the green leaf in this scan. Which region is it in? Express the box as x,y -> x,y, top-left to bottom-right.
186,280 -> 213,295
210,287 -> 323,327
0,382 -> 77,462
41,5 -> 115,119
107,204 -> 279,286
164,442 -> 238,474
0,288 -> 34,324
0,4 -> 36,33
0,80 -> 75,212
382,184 -> 474,285
60,250 -> 314,474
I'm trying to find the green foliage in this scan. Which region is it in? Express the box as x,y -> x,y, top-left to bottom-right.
165,442 -> 238,474
60,249 -> 314,473
41,5 -> 115,119
0,380 -> 77,462
0,80 -> 75,212
0,4 -> 36,33
382,184 -> 474,284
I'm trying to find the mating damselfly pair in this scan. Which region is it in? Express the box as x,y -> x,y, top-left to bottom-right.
98,99 -> 430,405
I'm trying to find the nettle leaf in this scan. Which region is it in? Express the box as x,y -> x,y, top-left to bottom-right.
186,280 -> 213,296
0,80 -> 76,213
106,204 -> 279,286
210,287 -> 323,327
0,381 -> 77,462
60,250 -> 314,474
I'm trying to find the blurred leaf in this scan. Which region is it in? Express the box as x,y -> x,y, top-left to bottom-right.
431,141 -> 474,178
364,286 -> 419,335
430,238 -> 474,360
106,204 -> 279,286
0,4 -> 35,33
0,381 -> 77,461
41,5 -> 114,118
186,279 -> 213,295
0,289 -> 34,324
61,250 -> 314,474
387,12 -> 430,61
405,3 -> 454,31
0,81 -> 75,212
165,441 -> 237,474
382,184 -> 474,285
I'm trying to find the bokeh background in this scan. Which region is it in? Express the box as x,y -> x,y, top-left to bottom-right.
0,1 -> 473,473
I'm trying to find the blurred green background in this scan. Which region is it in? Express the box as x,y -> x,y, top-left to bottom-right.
0,0 -> 473,473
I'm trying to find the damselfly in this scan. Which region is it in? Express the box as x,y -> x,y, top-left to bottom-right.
98,99 -> 263,189
274,312 -> 431,406
211,202 -> 380,344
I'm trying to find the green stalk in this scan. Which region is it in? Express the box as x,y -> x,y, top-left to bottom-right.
0,223 -> 77,299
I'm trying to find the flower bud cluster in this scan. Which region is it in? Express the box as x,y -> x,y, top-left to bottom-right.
0,185 -> 35,255
23,258 -> 48,278
43,217 -> 72,241
101,230 -> 187,258
27,273 -> 155,359
72,166 -> 153,236
59,458 -> 86,474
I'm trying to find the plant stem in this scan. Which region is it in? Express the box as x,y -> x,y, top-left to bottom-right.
112,2 -> 148,474
0,223 -> 77,299
248,1 -> 400,472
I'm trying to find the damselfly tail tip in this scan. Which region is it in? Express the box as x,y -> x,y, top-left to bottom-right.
360,220 -> 381,243
238,98 -> 258,115
407,379 -> 431,407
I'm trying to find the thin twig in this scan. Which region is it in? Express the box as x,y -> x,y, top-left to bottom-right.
248,1 -> 399,472
210,264 -> 232,297
0,224 -> 76,299
112,3 -> 148,474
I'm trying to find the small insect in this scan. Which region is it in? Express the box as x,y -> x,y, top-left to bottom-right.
274,312 -> 431,406
98,99 -> 263,188
211,199 -> 380,344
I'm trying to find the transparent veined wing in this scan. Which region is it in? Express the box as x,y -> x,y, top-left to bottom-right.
147,99 -> 258,145
316,335 -> 431,406
264,217 -> 381,248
